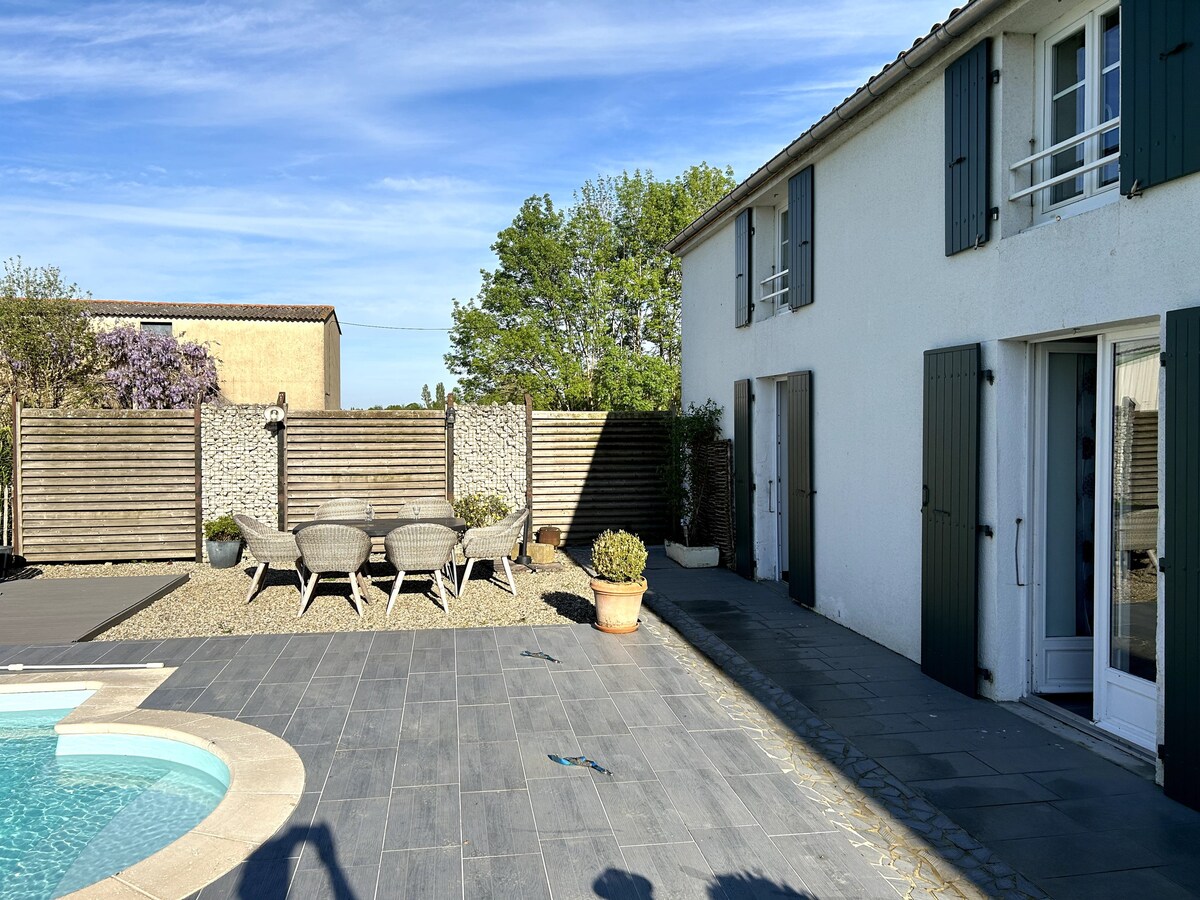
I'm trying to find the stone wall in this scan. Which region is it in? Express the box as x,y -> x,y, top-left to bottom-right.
201,404 -> 279,534
452,403 -> 526,509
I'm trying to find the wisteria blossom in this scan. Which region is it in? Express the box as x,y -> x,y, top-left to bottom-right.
97,326 -> 220,409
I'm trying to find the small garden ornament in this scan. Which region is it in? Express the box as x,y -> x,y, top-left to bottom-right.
590,529 -> 648,633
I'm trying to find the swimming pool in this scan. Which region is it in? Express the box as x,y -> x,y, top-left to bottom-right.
0,690 -> 229,900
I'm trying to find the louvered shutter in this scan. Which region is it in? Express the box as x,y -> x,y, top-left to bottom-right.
733,379 -> 754,579
1122,0 -> 1200,195
734,209 -> 753,328
1164,306 -> 1200,810
787,371 -> 814,606
944,39 -> 991,256
786,167 -> 814,309
921,344 -> 981,696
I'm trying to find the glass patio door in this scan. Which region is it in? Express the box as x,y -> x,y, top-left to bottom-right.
1094,333 -> 1160,749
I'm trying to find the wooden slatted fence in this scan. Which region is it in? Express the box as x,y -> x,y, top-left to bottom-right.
529,411 -> 669,545
16,407 -> 199,562
283,410 -> 447,526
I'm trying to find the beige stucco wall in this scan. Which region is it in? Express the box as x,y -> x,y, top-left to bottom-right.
92,315 -> 340,409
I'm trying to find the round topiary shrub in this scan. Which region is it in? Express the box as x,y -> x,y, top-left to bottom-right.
203,514 -> 241,542
454,492 -> 511,528
592,529 -> 647,584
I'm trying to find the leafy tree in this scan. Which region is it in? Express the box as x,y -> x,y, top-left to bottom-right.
96,326 -> 220,409
419,382 -> 447,410
0,257 -> 102,409
446,163 -> 736,410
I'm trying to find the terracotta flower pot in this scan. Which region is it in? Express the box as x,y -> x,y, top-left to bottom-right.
591,577 -> 647,633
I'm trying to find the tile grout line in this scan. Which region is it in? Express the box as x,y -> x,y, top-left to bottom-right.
376,629 -> 415,900
454,629 -> 466,900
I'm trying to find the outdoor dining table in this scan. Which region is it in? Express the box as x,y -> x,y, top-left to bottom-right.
291,517 -> 467,536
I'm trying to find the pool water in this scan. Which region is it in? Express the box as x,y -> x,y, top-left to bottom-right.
0,703 -> 228,900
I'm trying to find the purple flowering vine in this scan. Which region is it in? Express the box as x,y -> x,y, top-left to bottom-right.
96,327 -> 220,409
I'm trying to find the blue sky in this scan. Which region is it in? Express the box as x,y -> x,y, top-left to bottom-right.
0,0 -> 952,408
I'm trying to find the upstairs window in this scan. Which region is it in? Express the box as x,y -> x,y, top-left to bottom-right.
1042,5 -> 1120,212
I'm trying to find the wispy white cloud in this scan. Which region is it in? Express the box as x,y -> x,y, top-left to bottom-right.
0,0 -> 955,404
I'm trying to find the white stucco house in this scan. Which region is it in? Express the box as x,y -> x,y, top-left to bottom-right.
670,0 -> 1200,808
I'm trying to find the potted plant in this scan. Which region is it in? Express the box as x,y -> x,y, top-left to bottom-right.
590,529 -> 648,633
453,492 -> 511,528
203,515 -> 242,569
663,400 -> 722,568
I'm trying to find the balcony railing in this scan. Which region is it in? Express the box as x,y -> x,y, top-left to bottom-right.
759,269 -> 788,306
1009,117 -> 1119,204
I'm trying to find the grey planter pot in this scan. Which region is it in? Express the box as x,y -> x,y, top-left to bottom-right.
206,539 -> 242,569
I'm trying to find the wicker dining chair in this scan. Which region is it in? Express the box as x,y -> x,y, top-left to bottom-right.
295,524 -> 372,617
233,514 -> 304,604
396,498 -> 455,519
457,509 -> 529,598
313,498 -> 375,521
384,523 -> 460,615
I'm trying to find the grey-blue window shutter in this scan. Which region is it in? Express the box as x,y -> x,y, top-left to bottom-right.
944,39 -> 991,256
1122,0 -> 1200,195
735,209 -> 753,327
786,166 -> 814,309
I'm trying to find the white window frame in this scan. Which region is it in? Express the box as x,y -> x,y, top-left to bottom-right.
757,203 -> 790,315
1035,1 -> 1122,222
773,205 -> 789,316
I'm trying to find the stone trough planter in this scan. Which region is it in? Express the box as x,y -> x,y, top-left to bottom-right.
664,540 -> 719,568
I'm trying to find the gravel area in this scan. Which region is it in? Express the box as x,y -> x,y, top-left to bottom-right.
12,551 -> 598,640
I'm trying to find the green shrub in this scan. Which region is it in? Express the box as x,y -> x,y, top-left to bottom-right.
592,529 -> 647,583
454,492 -> 511,528
204,515 -> 241,542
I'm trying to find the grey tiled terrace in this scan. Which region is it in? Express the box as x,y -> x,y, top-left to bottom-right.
1,621 -> 916,899
4,548 -> 1198,898
636,550 -> 1200,900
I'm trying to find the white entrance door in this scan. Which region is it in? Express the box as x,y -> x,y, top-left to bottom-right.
1093,332 -> 1160,749
775,380 -> 789,583
1033,342 -> 1097,693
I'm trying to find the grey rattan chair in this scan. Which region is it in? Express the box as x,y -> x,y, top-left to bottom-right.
396,498 -> 455,519
384,523 -> 459,615
295,524 -> 372,617
457,509 -> 529,598
313,498 -> 375,521
233,514 -> 304,604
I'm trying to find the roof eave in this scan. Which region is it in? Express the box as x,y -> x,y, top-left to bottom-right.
666,0 -> 1009,255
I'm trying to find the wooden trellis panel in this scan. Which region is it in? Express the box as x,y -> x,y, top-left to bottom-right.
16,407 -> 199,562
283,410 -> 447,526
530,411 -> 669,545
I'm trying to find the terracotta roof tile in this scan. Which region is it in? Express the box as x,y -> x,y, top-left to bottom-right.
84,300 -> 337,324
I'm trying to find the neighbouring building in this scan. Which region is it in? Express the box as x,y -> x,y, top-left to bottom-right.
671,0 -> 1200,808
87,300 -> 341,409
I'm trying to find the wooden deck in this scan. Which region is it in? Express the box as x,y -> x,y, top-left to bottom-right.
0,575 -> 187,644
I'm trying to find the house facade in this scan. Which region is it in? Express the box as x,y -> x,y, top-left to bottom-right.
87,300 -> 341,409
671,0 -> 1200,807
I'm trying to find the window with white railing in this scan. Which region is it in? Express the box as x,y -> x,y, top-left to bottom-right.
760,206 -> 789,314
1011,3 -> 1121,217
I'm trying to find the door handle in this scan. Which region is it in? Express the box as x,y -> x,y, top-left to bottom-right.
921,485 -> 929,509
767,479 -> 774,512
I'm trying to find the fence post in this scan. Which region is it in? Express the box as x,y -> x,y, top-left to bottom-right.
194,398 -> 203,562
516,394 -> 533,565
276,392 -> 288,530
445,394 -> 456,503
10,396 -> 19,556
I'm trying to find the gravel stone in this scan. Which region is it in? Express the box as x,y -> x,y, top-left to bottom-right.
18,550 -> 597,641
